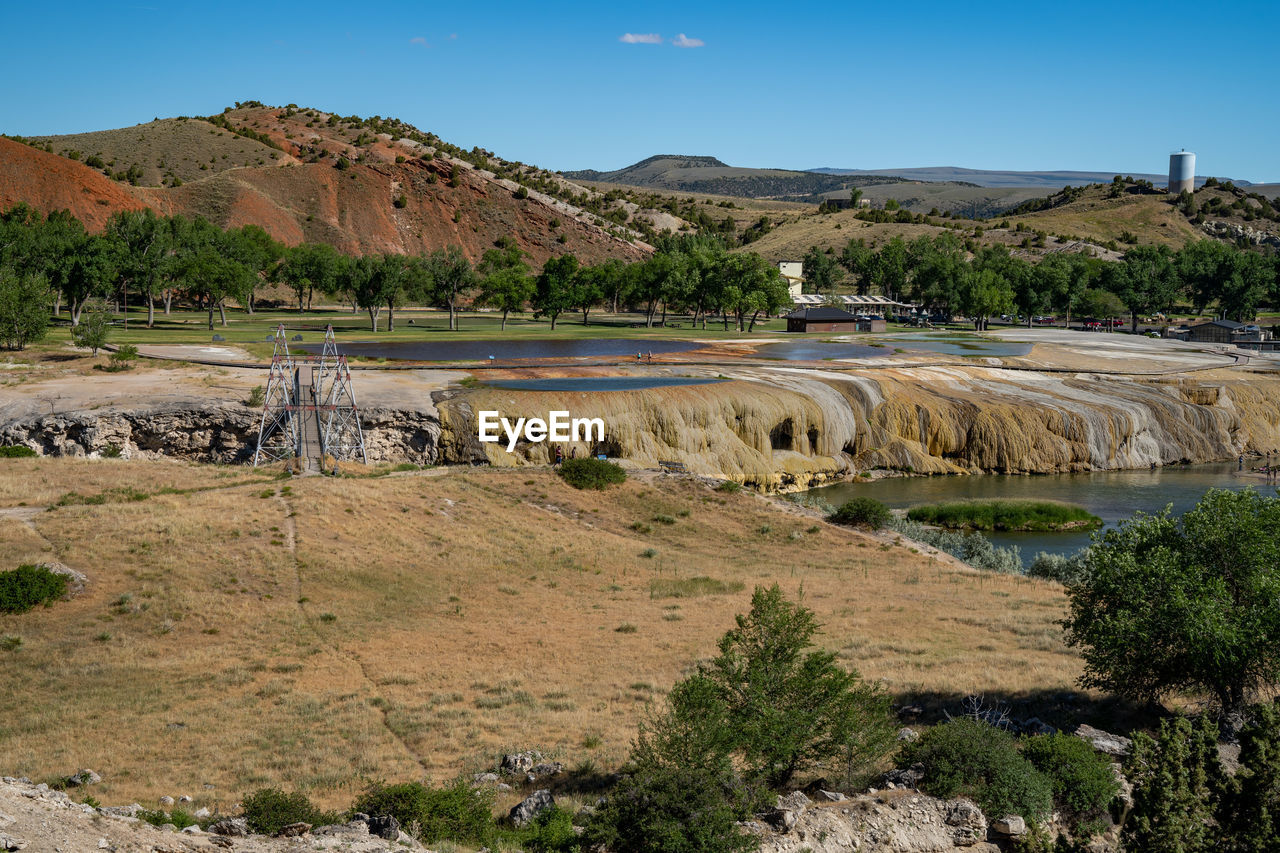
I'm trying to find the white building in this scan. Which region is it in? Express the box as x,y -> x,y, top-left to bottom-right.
778,261 -> 804,298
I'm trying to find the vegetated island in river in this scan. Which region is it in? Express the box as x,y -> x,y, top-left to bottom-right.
906,499 -> 1103,532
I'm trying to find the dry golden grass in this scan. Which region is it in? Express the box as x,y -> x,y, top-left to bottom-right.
0,460 -> 1076,808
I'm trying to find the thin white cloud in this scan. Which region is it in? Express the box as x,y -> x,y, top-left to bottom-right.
671,33 -> 704,48
409,36 -> 429,46
619,33 -> 662,44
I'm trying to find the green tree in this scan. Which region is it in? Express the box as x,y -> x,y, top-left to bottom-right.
839,239 -> 875,295
424,245 -> 475,331
570,262 -> 606,325
105,209 -> 170,327
346,254 -> 400,332
533,254 -> 578,330
652,584 -> 894,787
275,242 -> 341,313
0,269 -> 51,350
1122,715 -> 1223,853
1223,701 -> 1280,851
1111,244 -> 1179,332
1178,239 -> 1238,315
801,245 -> 843,295
1064,489 -> 1280,723
221,224 -> 282,315
71,298 -> 112,356
905,234 -> 965,316
957,266 -> 1013,331
1077,286 -> 1124,328
872,236 -> 909,301
475,242 -> 532,331
1218,251 -> 1273,322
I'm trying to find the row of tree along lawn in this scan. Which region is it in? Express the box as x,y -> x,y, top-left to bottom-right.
800,233 -> 1280,330
0,205 -> 791,334
2,203 -> 1277,339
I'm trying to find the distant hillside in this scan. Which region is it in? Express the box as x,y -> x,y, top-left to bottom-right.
810,166 -> 1235,190
1,104 -> 649,266
0,136 -> 149,230
564,154 -> 905,201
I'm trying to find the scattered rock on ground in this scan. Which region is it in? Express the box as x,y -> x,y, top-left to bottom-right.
365,814 -> 400,840
64,769 -> 100,787
509,789 -> 554,827
758,792 -> 996,853
1074,723 -> 1133,756
991,814 -> 1027,836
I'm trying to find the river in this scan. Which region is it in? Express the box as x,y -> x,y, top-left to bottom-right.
808,462 -> 1277,558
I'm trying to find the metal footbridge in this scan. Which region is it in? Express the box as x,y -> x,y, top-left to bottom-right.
252,325 -> 367,470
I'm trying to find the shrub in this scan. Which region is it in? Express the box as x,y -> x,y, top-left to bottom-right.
558,457 -> 626,490
517,803 -> 579,852
715,481 -> 742,494
245,385 -> 265,408
241,788 -> 338,835
350,780 -> 493,845
0,446 -> 36,458
0,565 -> 69,614
1027,550 -> 1091,585
138,808 -> 199,829
897,718 -> 1052,822
828,497 -> 892,530
109,344 -> 139,368
582,765 -> 760,853
1022,733 -> 1119,835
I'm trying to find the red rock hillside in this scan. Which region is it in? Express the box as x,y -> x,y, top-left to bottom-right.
3,106 -> 649,267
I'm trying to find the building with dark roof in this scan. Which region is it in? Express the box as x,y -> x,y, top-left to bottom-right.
784,306 -> 884,333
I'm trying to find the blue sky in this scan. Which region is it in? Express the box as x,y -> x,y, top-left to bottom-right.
3,0 -> 1276,181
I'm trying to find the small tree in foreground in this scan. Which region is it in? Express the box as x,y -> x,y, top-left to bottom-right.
1063,489 -> 1280,725
71,298 -> 112,356
639,584 -> 894,788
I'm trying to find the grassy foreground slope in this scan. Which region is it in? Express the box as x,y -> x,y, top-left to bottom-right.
0,459 -> 1073,806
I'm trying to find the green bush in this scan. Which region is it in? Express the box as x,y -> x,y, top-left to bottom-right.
828,497 -> 892,530
350,780 -> 493,845
0,445 -> 36,458
1022,733 -> 1119,835
898,719 -> 1052,822
138,808 -> 199,830
558,457 -> 626,490
582,765 -> 759,853
0,564 -> 68,614
516,804 -> 580,852
241,788 -> 338,835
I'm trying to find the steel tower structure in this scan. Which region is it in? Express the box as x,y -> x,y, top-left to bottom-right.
252,325 -> 367,468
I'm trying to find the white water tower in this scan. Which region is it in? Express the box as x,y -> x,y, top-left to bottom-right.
1168,150 -> 1195,193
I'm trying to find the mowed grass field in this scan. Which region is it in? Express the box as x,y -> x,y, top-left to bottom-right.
37,307 -> 795,360
0,459 -> 1077,808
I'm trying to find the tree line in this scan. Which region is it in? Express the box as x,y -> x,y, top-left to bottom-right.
0,206 -> 792,341
802,234 -> 1280,330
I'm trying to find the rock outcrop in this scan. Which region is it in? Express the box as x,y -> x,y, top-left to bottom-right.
7,366 -> 1280,491
756,790 -> 997,852
0,776 -> 429,852
0,404 -> 440,466
440,368 -> 1280,490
